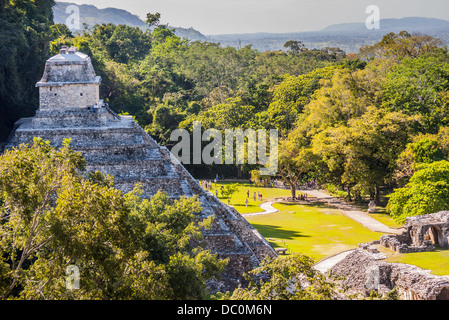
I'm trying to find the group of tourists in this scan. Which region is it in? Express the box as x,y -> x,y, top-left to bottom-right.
297,180 -> 318,190
253,178 -> 280,188
295,193 -> 308,201
199,175 -> 317,206
243,190 -> 264,207
200,180 -> 214,190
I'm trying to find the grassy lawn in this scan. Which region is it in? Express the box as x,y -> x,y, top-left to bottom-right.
245,202 -> 381,261
318,189 -> 403,230
207,182 -> 448,274
382,248 -> 449,276
210,182 -> 292,214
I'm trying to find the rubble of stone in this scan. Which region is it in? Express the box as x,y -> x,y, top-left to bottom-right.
380,211 -> 449,253
330,248 -> 449,300
335,212 -> 449,300
5,47 -> 277,292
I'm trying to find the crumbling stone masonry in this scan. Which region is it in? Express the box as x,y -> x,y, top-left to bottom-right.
380,211 -> 449,253
333,212 -> 449,300
3,46 -> 277,292
330,249 -> 449,300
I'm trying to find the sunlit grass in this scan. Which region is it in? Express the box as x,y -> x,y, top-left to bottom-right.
245,202 -> 380,261
384,248 -> 449,276
208,181 -> 292,214
368,213 -> 404,229
207,182 -> 448,274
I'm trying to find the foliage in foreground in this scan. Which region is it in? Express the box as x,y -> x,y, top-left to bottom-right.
217,254 -> 344,300
0,138 -> 226,300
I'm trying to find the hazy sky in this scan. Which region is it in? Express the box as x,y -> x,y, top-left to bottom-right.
66,0 -> 449,35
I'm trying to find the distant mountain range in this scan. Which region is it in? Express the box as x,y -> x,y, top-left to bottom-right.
53,2 -> 208,41
210,17 -> 449,53
322,17 -> 449,33
53,2 -> 449,53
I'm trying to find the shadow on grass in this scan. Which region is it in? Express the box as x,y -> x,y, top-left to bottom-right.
251,223 -> 309,241
277,201 -> 337,210
234,204 -> 258,209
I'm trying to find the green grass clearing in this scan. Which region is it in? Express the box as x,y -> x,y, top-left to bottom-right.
206,182 -> 447,274
368,213 -> 404,229
209,182 -> 292,214
383,248 -> 449,276
245,202 -> 381,261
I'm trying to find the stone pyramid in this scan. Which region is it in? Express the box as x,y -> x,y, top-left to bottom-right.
5,46 -> 277,291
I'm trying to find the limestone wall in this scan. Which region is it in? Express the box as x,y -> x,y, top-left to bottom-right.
80,145 -> 151,162
39,83 -> 99,110
330,248 -> 449,300
378,212 -> 449,253
86,160 -> 167,179
14,127 -> 140,147
115,178 -> 185,198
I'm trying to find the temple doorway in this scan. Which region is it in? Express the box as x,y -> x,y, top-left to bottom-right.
428,226 -> 443,247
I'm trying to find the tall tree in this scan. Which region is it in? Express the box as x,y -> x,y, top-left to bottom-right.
359,31 -> 443,60
0,0 -> 55,141
387,160 -> 449,224
381,53 -> 449,133
283,40 -> 306,55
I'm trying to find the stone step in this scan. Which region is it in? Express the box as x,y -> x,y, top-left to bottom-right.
114,177 -> 186,198
13,117 -> 159,149
31,108 -> 119,128
86,161 -> 168,179
203,232 -> 237,252
76,144 -> 162,162
15,128 -> 144,147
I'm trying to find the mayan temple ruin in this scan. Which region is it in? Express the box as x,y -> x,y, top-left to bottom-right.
4,46 -> 277,292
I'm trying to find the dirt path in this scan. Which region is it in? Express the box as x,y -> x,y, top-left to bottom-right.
242,201 -> 279,217
313,250 -> 356,274
243,189 -> 403,235
304,189 -> 404,235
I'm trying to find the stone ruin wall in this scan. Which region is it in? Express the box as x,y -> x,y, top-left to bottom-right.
330,248 -> 449,300
379,211 -> 449,254
39,83 -> 100,110
41,56 -> 97,83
